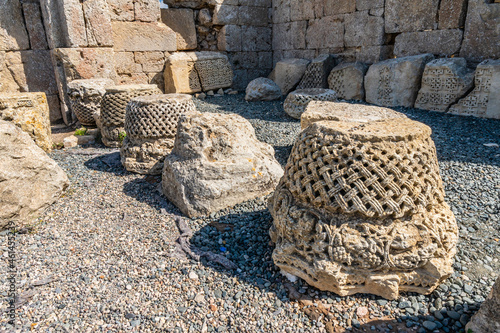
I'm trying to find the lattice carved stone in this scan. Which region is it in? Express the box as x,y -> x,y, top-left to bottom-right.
300,101 -> 407,130
67,79 -> 114,126
283,89 -> 337,119
415,58 -> 474,112
120,94 -> 197,175
269,119 -> 458,300
328,62 -> 368,101
100,84 -> 161,147
448,59 -> 500,119
164,52 -> 233,93
297,54 -> 337,90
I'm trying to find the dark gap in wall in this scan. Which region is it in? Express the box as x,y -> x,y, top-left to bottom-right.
435,0 -> 443,28
384,33 -> 398,46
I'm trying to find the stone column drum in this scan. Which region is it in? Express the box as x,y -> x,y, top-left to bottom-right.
283,88 -> 337,119
100,84 -> 161,147
269,119 -> 458,300
67,79 -> 114,127
120,94 -> 196,175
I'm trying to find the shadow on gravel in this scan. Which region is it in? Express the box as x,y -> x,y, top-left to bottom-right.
273,144 -> 294,166
394,107 -> 500,167
84,151 -> 127,175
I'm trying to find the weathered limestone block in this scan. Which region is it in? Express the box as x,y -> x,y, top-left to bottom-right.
67,79 -> 114,126
290,0 -> 315,21
100,84 -> 161,147
121,94 -> 196,174
22,2 -> 49,50
241,26 -> 272,52
438,0 -> 467,29
300,101 -> 407,130
356,45 -> 393,64
273,22 -> 307,51
212,4 -> 238,25
134,0 -> 161,22
283,89 -> 337,119
269,119 -> 458,300
245,78 -> 282,101
111,21 -> 177,52
217,25 -> 242,52
415,58 -> 474,112
344,11 -> 385,48
107,0 -> 135,21
0,0 -> 30,51
161,8 -> 197,51
238,6 -> 269,26
269,58 -> 310,95
57,0 -> 88,47
39,0 -> 66,49
162,112 -> 284,218
365,54 -> 434,108
385,0 -> 440,33
449,59 -> 500,119
328,62 -> 368,101
0,92 -> 52,151
324,0 -> 356,15
82,0 -> 114,47
305,16 -> 344,50
356,0 -> 384,11
164,52 -> 233,93
0,120 -> 69,230
460,0 -> 500,61
297,55 -> 337,90
394,30 -> 464,58
466,276 -> 500,333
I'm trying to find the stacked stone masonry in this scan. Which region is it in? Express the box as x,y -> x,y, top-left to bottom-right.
270,118 -> 459,300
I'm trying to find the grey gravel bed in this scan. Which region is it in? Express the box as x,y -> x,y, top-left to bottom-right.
0,93 -> 499,333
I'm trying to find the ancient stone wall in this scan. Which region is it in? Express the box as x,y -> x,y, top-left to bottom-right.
272,0 -> 500,65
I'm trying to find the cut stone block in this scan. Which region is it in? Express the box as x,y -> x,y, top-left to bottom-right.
394,30 -> 464,58
324,0 -> 356,15
269,58 -> 310,95
466,277 -> 500,333
161,8 -> 197,51
121,94 -> 197,175
134,0 -> 161,22
365,54 -> 434,108
297,54 -> 337,90
328,62 -> 368,101
82,0 -> 114,47
385,0 -> 440,33
100,84 -> 161,147
245,77 -> 282,101
344,11 -> 385,47
460,0 -> 500,61
305,16 -> 344,50
111,21 -> 177,52
0,0 -> 30,51
107,0 -> 135,21
58,0 -> 88,47
67,79 -> 114,126
269,119 -> 458,300
0,120 -> 68,230
162,112 -> 283,218
300,101 -> 407,130
164,52 -> 233,93
414,58 -> 474,112
283,88 -> 337,119
449,59 -> 500,119
22,2 -> 49,50
0,92 -> 52,151
438,0 -> 467,29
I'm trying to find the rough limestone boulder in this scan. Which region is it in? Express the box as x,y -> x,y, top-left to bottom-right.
0,120 -> 69,230
449,59 -> 500,119
466,276 -> 500,333
365,54 -> 434,108
245,78 -> 282,101
300,101 -> 407,129
0,92 -> 52,152
283,88 -> 337,119
269,58 -> 311,95
415,58 -> 474,112
162,112 -> 284,218
328,62 -> 368,101
269,119 -> 458,300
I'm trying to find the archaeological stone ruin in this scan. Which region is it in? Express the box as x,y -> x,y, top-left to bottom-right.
0,0 -> 499,331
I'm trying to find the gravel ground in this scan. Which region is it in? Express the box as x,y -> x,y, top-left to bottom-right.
0,93 -> 499,333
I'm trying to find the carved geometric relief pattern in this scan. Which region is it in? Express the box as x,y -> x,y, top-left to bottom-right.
377,67 -> 393,106
297,63 -> 324,89
195,58 -> 233,91
328,69 -> 346,99
449,67 -> 493,117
